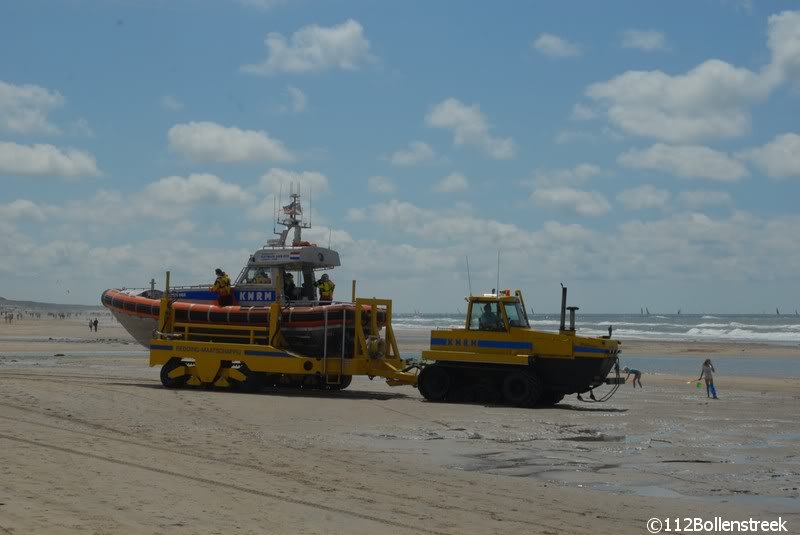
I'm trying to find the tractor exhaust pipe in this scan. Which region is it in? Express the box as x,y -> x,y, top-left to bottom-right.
559,284 -> 567,332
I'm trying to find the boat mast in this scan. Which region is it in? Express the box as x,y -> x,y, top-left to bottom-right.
269,186 -> 311,247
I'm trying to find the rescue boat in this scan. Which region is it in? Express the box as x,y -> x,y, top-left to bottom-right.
102,192 -> 382,355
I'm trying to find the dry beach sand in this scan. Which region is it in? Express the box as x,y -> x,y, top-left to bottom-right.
1,316 -> 799,534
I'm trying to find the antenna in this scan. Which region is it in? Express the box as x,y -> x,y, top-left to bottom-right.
465,256 -> 473,296
328,228 -> 332,249
272,194 -> 276,236
496,249 -> 500,296
309,185 -> 312,227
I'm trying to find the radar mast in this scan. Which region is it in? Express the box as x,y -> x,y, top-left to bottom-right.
267,186 -> 311,247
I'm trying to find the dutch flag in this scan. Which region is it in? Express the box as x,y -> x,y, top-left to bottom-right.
289,250 -> 301,260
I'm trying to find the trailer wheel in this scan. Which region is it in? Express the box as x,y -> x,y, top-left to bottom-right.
418,365 -> 451,402
324,374 -> 352,391
233,364 -> 264,393
160,358 -> 188,389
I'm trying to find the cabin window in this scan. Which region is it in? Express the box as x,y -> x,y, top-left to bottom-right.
244,267 -> 273,286
503,302 -> 528,328
469,302 -> 504,331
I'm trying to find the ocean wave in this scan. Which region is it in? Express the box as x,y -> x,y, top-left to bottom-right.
701,315 -> 720,319
685,327 -> 800,342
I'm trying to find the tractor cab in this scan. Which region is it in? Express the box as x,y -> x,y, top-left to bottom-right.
464,290 -> 530,332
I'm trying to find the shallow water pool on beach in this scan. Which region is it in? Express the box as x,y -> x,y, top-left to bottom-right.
621,355 -> 800,378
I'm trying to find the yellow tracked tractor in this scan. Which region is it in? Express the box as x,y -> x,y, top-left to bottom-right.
417,286 -> 623,406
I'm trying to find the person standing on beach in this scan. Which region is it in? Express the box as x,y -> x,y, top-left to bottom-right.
93,318 -> 99,332
623,366 -> 643,388
89,319 -> 93,331
697,359 -> 718,399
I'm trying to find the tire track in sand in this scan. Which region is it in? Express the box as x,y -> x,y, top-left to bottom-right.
0,431 -> 452,535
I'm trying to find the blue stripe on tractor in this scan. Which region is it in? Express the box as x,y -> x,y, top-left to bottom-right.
574,345 -> 608,354
149,344 -> 174,351
244,350 -> 290,357
477,340 -> 533,350
430,337 -> 533,350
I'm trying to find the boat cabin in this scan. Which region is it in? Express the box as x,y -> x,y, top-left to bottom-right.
232,191 -> 340,306
234,244 -> 340,306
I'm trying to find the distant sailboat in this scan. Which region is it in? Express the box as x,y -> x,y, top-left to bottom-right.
776,308 -> 780,316
645,307 -> 650,316
677,308 -> 681,315
795,309 -> 798,316
640,307 -> 644,315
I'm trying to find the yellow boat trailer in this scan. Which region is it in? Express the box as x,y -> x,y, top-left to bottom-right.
148,272 -> 418,392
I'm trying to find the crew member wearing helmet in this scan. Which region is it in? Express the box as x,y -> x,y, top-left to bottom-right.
314,273 -> 335,303
210,268 -> 232,306
283,272 -> 297,301
253,268 -> 271,284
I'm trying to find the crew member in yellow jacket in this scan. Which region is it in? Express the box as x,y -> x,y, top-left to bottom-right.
314,273 -> 335,303
211,268 -> 232,306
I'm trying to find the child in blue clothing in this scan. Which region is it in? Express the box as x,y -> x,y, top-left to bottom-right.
623,366 -> 643,388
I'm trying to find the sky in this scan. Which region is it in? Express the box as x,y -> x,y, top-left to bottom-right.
1,0 -> 800,313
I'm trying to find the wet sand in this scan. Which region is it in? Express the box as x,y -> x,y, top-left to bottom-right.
1,317 -> 798,534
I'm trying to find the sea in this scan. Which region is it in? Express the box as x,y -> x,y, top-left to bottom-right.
394,312 -> 800,377
394,312 -> 800,346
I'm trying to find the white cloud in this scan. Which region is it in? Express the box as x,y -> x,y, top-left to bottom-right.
368,175 -> 396,194
741,132 -> 800,178
143,174 -> 248,205
241,19 -> 372,75
237,0 -> 288,10
532,187 -> 611,217
258,168 -> 329,196
570,103 -> 598,121
616,185 -> 671,211
765,10 -> 800,85
0,199 -> 47,222
0,80 -> 64,134
168,121 -> 295,163
390,141 -> 435,166
161,95 -> 184,111
678,190 -> 733,208
619,143 -> 748,181
346,208 -> 366,221
434,172 -> 468,193
426,98 -> 515,159
0,142 -> 100,177
585,10 -> 800,143
533,33 -> 581,58
621,29 -> 667,51
286,86 -> 307,113
528,163 -> 601,187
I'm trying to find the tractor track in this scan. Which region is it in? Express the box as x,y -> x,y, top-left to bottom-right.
0,384 -> 565,532
0,409 -> 555,532
0,370 -> 584,532
0,370 -> 151,384
0,431 -> 453,535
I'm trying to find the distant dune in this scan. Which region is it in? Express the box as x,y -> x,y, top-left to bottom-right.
0,296 -> 101,310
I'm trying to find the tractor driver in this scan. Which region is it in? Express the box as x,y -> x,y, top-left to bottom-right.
479,303 -> 503,331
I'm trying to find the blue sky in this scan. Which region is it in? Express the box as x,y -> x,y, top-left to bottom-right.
2,0 -> 800,313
